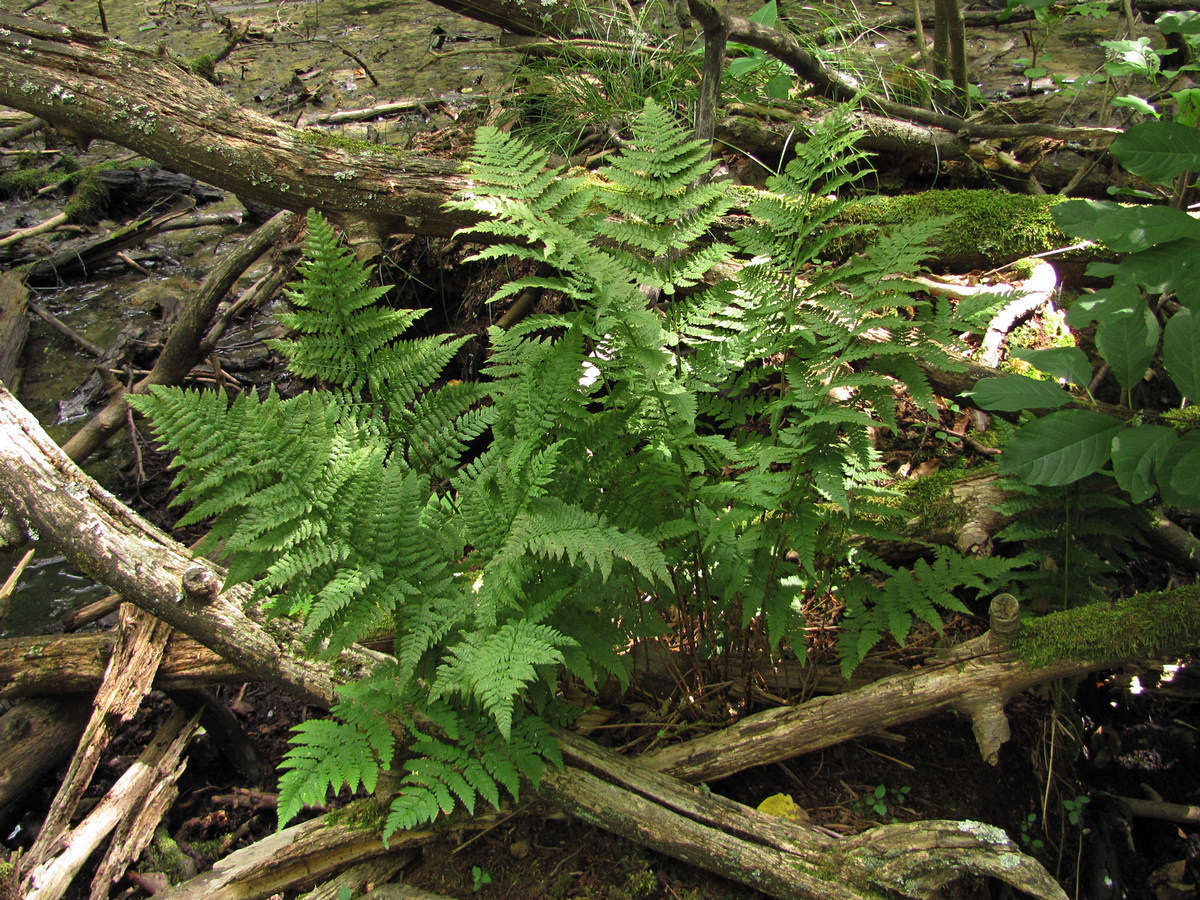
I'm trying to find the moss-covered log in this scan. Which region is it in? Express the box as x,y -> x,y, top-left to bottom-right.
837,189 -> 1068,271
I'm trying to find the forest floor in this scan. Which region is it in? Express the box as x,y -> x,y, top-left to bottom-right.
3,0 -> 1200,898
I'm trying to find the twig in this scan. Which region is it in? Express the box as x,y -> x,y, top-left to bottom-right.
26,298 -> 106,358
117,251 -> 153,276
0,211 -> 68,249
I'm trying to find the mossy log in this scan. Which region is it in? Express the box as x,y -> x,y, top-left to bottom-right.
836,189 -> 1068,272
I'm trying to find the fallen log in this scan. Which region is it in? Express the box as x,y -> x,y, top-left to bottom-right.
0,696 -> 90,811
0,272 -> 28,392
153,811 -> 435,900
0,10 -> 475,236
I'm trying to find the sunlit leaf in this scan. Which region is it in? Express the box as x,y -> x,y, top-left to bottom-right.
1111,425 -> 1177,502
968,375 -> 1071,411
1110,120 -> 1200,185
1000,410 -> 1124,485
1094,305 -> 1159,391
1011,347 -> 1091,386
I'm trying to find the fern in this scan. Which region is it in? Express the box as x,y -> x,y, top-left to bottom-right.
133,98 -> 1018,837
836,548 -> 1022,677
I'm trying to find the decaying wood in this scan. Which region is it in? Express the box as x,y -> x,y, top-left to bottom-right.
0,271 -> 28,392
153,811 -> 436,900
545,730 -> 1068,900
0,696 -> 90,810
295,853 -> 419,900
0,383 -> 383,708
89,729 -> 186,900
636,637 -> 1089,780
24,603 -> 173,872
0,628 -> 901,701
23,208 -> 245,286
21,705 -> 201,900
1145,507 -> 1200,574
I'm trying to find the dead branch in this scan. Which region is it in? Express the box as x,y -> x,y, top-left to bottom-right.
24,604 -> 173,873
61,209 -> 296,462
21,706 -> 201,900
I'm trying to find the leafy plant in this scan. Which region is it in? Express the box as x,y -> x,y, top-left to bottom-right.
133,99 -> 1015,837
969,118 -> 1200,509
472,866 -> 493,892
1018,811 -> 1045,851
856,783 -> 911,822
723,1 -> 793,102
1062,793 -> 1090,826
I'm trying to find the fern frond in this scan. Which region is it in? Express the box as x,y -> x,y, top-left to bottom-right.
432,620 -> 574,737
277,716 -> 387,827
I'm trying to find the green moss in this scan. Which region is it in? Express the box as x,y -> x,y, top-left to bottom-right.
186,54 -> 217,82
896,467 -> 974,532
838,190 -> 1067,267
326,797 -> 387,833
137,829 -> 195,884
63,170 -> 109,224
0,167 -> 56,197
295,128 -> 402,157
1013,584 -> 1200,668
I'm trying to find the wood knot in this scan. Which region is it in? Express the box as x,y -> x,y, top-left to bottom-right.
181,565 -> 221,604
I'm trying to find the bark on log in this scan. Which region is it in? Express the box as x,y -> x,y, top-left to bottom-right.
0,10 -> 475,235
0,271 -> 28,392
0,696 -> 90,810
0,631 -> 249,697
153,812 -> 435,900
545,730 -> 1067,900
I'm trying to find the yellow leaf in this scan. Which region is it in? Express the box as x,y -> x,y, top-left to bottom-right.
756,793 -> 810,823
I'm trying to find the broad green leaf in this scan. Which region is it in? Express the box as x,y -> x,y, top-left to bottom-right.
1110,95 -> 1158,116
968,375 -> 1072,411
750,0 -> 778,26
1000,410 -> 1124,485
1163,307 -> 1200,400
1111,425 -> 1177,502
1094,305 -> 1159,391
729,55 -> 765,78
1011,347 -> 1091,386
1173,88 -> 1200,128
1067,279 -> 1143,328
1157,430 -> 1200,507
1109,120 -> 1200,185
1052,200 -> 1200,252
1157,10 -> 1200,35
766,73 -> 792,100
1087,240 -> 1200,310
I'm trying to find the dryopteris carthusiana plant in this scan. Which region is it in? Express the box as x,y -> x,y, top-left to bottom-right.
131,98 -> 1019,837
